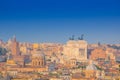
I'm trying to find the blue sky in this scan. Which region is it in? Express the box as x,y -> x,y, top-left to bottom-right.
0,0 -> 120,43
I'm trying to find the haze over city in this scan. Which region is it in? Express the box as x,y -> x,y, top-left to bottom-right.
0,0 -> 120,44
1,0 -> 120,80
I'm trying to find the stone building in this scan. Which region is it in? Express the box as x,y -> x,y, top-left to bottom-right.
32,50 -> 46,67
63,39 -> 87,62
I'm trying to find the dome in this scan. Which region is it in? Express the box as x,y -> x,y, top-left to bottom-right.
32,50 -> 45,58
86,64 -> 97,71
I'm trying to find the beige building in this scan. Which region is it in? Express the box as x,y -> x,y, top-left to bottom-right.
33,43 -> 39,49
32,50 -> 46,67
63,39 -> 87,62
20,46 -> 28,54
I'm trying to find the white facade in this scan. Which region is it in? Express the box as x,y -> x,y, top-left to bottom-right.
63,40 -> 87,62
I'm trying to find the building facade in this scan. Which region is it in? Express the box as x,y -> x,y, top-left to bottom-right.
32,50 -> 46,67
63,39 -> 88,62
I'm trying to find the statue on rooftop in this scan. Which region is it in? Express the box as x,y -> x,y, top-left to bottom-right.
78,34 -> 84,40
69,35 -> 75,40
71,35 -> 75,40
81,34 -> 84,40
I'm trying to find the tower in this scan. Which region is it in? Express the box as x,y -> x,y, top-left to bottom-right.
11,35 -> 20,56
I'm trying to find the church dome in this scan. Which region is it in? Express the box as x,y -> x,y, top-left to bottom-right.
32,50 -> 45,59
86,64 -> 97,71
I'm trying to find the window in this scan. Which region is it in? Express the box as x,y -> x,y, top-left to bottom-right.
79,49 -> 85,57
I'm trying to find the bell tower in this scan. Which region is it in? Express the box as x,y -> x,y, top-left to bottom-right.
11,35 -> 20,56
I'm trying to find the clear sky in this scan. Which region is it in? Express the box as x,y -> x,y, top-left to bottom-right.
0,0 -> 120,44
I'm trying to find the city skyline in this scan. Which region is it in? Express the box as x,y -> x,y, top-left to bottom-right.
0,0 -> 120,44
